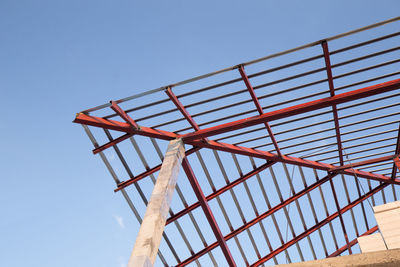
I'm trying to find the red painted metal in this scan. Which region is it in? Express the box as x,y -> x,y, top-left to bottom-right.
165,87 -> 201,131
166,160 -> 275,225
114,147 -> 200,192
328,225 -> 378,257
329,177 -> 352,254
238,65 -> 282,157
322,41 -> 344,166
116,164 -> 161,192
330,155 -> 395,172
181,79 -> 400,141
110,101 -> 139,129
195,140 -> 400,185
74,113 -> 400,185
181,157 -> 237,267
74,113 -> 177,140
92,133 -> 133,154
74,22 -> 400,267
176,173 -> 338,266
392,123 -> 400,179
395,156 -> 400,173
249,183 -> 387,267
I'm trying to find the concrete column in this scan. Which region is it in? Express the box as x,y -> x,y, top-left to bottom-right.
128,139 -> 185,267
358,233 -> 387,253
373,201 -> 400,250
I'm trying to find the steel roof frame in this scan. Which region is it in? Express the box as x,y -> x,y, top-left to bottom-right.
75,17 -> 400,266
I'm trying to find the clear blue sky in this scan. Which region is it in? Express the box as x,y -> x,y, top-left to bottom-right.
1,1 -> 399,267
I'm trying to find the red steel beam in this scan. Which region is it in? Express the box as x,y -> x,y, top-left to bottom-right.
110,101 -> 139,129
196,140 -> 400,185
330,155 -> 395,172
166,160 -> 275,224
73,114 -> 400,185
74,113 -> 177,140
249,183 -> 388,267
391,123 -> 400,179
395,156 -> 400,173
165,87 -> 201,131
181,157 -> 236,267
176,173 -> 338,266
322,40 -> 344,166
114,147 -> 200,192
328,225 -> 379,257
329,178 -> 352,254
92,133 -> 133,154
181,79 -> 400,142
238,65 -> 282,157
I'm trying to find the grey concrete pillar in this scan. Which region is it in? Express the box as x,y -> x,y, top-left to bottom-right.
128,139 -> 185,267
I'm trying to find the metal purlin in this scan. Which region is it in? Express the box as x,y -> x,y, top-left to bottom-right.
74,17 -> 400,266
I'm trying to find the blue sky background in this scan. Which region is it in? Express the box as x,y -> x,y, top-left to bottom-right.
1,1 -> 400,267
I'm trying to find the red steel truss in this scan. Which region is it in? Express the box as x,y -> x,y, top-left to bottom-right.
74,17 -> 400,266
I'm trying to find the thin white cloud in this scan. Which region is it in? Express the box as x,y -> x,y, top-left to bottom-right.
106,152 -> 116,161
114,215 -> 125,229
117,256 -> 127,267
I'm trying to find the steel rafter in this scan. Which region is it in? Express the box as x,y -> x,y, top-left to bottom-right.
74,18 -> 400,267
74,113 -> 400,185
249,183 -> 387,267
319,47 -> 390,255
75,79 -> 400,145
74,112 -> 178,140
181,79 -> 400,141
321,40 -> 344,166
110,100 -> 139,129
166,160 -> 275,225
238,65 -> 282,157
329,177 -> 352,254
178,176 -> 387,266
176,172 -> 338,266
181,157 -> 237,267
195,140 -> 400,185
328,225 -> 379,257
165,87 -> 201,132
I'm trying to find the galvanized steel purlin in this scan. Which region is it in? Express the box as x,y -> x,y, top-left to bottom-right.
181,79 -> 400,142
114,147 -> 200,192
74,18 -> 400,266
116,40 -> 400,133
82,125 -> 172,265
74,112 -> 400,185
175,172 -> 338,266
80,17 -> 400,114
239,92 -> 400,152
165,160 -> 275,225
